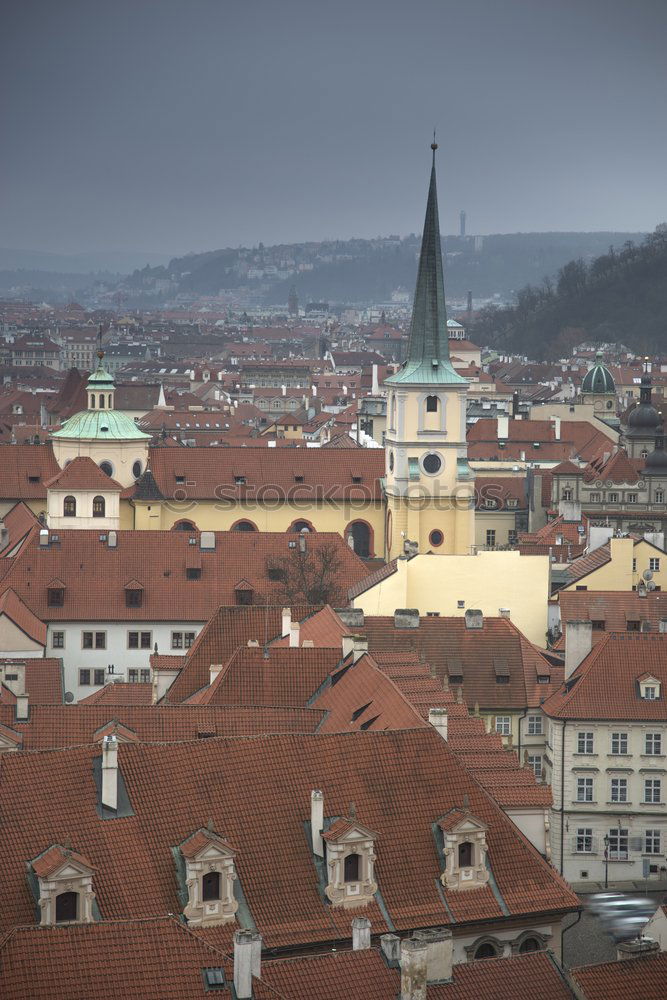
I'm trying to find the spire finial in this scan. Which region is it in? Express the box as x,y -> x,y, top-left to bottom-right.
97,323 -> 104,363
431,129 -> 438,165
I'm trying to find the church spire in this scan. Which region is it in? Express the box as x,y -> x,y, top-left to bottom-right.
386,141 -> 466,386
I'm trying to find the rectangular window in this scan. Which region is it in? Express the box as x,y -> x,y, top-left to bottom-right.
93,669 -> 105,686
128,669 -> 138,683
576,828 -> 593,853
644,686 -> 657,700
508,530 -> 518,546
140,669 -> 151,683
589,492 -> 601,502
609,492 -> 619,503
125,589 -> 143,607
607,828 -> 628,860
627,493 -> 638,504
495,716 -> 511,736
611,732 -> 628,755
649,558 -> 660,572
79,669 -> 91,686
577,731 -> 594,754
52,631 -> 65,649
528,754 -> 543,778
645,830 -> 661,855
486,529 -> 496,548
47,588 -> 64,607
577,777 -> 594,802
527,715 -> 543,735
171,632 -> 183,649
82,632 -> 93,649
646,733 -> 662,755
656,490 -> 665,503
610,777 -> 628,802
95,632 -> 106,649
626,620 -> 641,632
186,567 -> 202,580
644,778 -> 661,803
592,620 -> 606,631
128,631 -> 152,649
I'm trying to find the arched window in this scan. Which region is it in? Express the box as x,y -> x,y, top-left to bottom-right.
55,891 -> 78,923
561,488 -> 572,500
458,841 -> 473,867
132,460 -> 143,479
344,852 -> 360,883
426,395 -> 439,413
390,394 -> 396,428
290,520 -> 312,533
202,871 -> 221,902
474,942 -> 498,960
92,495 -> 105,518
90,393 -> 96,408
99,461 -> 114,478
173,520 -> 196,531
348,520 -> 371,557
232,520 -> 257,532
63,495 -> 76,517
519,937 -> 541,954
98,394 -> 105,409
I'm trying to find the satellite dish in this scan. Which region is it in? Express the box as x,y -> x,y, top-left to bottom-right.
643,569 -> 654,581
64,691 -> 74,703
648,581 -> 657,591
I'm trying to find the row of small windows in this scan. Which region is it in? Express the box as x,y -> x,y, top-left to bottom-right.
565,488 -> 666,504
52,629 -> 197,651
574,827 -> 661,857
63,496 -> 106,518
575,776 -> 663,803
576,730 -> 662,754
89,394 -> 112,409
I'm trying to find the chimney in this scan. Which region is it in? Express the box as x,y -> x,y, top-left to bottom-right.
464,609 -> 483,630
335,608 -> 364,629
551,416 -> 561,440
233,929 -> 254,999
289,622 -> 300,648
380,933 -> 401,965
400,938 -> 428,1000
209,663 -> 223,686
39,528 -> 49,547
617,937 -> 660,962
428,707 -> 448,741
311,789 -> 324,856
352,635 -> 368,663
412,928 -> 453,983
250,931 -> 262,978
394,609 -> 419,629
352,916 -> 371,951
497,415 -> 509,439
102,734 -> 118,813
298,533 -> 307,553
281,607 -> 291,638
499,608 -> 511,619
565,620 -> 593,679
371,364 -> 380,395
15,692 -> 29,722
341,634 -> 355,659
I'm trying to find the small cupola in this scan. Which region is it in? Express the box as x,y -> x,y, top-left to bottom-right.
321,804 -> 378,908
87,349 -> 116,411
437,798 -> 490,892
178,825 -> 239,926
31,844 -> 97,925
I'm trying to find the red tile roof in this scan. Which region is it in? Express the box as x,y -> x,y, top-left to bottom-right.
0,588 -> 46,645
0,658 -> 62,704
544,634 -> 667,720
78,682 -> 153,705
0,501 -> 40,556
31,844 -> 95,878
557,591 -> 667,648
0,531 -> 367,622
571,949 -> 667,1000
143,446 -> 385,501
0,444 -> 60,499
0,730 -> 577,946
44,456 -> 122,491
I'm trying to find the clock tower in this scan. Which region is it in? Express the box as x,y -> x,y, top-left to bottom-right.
384,143 -> 475,557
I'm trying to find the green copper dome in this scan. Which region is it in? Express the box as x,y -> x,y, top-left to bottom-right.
51,409 -> 152,441
581,352 -> 615,394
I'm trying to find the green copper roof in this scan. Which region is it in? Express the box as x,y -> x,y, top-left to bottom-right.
87,366 -> 115,386
581,351 -> 615,394
51,409 -> 152,441
386,147 -> 467,387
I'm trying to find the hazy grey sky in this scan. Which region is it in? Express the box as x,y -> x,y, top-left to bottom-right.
2,0 -> 666,256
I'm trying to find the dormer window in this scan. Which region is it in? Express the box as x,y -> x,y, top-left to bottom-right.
322,813 -> 378,908
438,803 -> 490,892
124,580 -> 144,607
47,582 -> 65,607
179,827 -> 239,926
92,495 -> 105,518
639,674 -> 660,700
31,844 -> 97,926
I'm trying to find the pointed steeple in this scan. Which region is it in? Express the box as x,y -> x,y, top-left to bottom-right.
386,142 -> 466,386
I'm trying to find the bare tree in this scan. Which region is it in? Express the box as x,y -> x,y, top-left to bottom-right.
265,541 -> 345,606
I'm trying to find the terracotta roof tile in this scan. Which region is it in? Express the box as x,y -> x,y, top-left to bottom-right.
44,456 -> 122,491
0,444 -> 60,499
571,949 -> 667,1000
0,658 -> 62,704
0,588 -> 46,645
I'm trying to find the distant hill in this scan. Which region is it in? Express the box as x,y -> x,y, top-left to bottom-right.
471,226 -> 667,358
118,231 -> 645,307
0,247 -> 173,275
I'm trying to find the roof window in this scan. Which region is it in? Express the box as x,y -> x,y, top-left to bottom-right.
202,968 -> 226,990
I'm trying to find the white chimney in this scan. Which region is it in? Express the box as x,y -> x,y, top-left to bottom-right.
341,634 -> 355,658
400,938 -> 428,1000
311,789 -> 324,856
499,608 -> 511,619
250,932 -> 262,977
352,916 -> 371,951
281,384 -> 286,396
551,415 -> 561,440
281,607 -> 291,638
209,663 -> 223,686
102,734 -> 118,812
565,620 -> 593,679
380,934 -> 401,964
233,930 -> 254,999
428,707 -> 448,741
412,929 -> 453,983
371,364 -> 379,394
15,693 -> 29,722
497,415 -> 509,439
289,622 -> 300,648
352,635 -> 368,663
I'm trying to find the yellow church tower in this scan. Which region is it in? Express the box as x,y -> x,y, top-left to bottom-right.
384,142 -> 475,558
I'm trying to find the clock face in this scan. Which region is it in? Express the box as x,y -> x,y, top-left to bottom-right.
422,453 -> 442,475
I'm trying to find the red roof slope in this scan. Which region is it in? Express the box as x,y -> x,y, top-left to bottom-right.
571,950 -> 667,1000
0,589 -> 46,644
45,456 -> 122,491
0,658 -> 62,704
0,730 -> 577,947
0,444 -> 60,499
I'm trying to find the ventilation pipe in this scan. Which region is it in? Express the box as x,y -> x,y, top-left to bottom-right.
311,789 -> 324,856
102,734 -> 118,812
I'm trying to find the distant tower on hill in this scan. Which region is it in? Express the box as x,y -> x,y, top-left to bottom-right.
288,285 -> 299,317
459,210 -> 466,237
